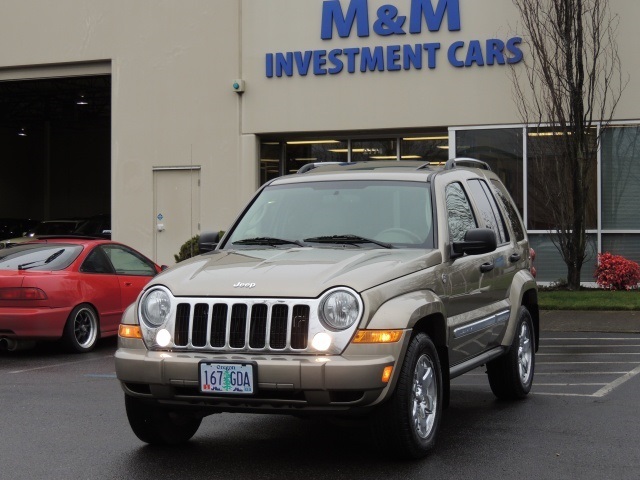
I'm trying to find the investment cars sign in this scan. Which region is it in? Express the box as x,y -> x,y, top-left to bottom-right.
265,0 -> 523,77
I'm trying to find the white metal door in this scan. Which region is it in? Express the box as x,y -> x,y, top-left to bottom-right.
153,167 -> 201,266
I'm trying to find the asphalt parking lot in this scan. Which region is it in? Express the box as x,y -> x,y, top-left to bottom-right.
1,311 -> 640,479
453,310 -> 640,398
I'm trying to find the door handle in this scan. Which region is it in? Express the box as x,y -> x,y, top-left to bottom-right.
509,253 -> 521,263
480,262 -> 494,273
124,282 -> 133,287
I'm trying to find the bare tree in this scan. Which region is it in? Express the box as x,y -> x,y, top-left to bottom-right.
510,0 -> 626,289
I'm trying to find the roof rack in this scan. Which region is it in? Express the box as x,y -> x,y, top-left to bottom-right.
297,162 -> 356,173
444,157 -> 491,171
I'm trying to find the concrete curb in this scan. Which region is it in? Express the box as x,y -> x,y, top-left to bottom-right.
540,310 -> 640,333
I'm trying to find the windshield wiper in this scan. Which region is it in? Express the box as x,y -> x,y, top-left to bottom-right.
18,249 -> 66,270
303,235 -> 393,249
232,237 -> 305,247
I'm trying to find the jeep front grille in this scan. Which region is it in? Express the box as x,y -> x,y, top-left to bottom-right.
173,301 -> 310,351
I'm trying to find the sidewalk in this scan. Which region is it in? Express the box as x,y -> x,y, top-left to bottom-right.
540,310 -> 640,333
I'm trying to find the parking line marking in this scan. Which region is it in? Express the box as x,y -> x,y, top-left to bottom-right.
8,355 -> 113,374
541,345 -> 640,348
538,353 -> 640,356
534,383 -> 607,386
592,364 -> 640,397
84,374 -> 117,378
543,338 -> 640,341
538,361 -> 640,364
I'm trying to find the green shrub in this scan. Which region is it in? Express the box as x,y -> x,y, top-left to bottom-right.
174,235 -> 200,263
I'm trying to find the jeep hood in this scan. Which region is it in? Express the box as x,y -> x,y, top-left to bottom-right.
152,248 -> 442,298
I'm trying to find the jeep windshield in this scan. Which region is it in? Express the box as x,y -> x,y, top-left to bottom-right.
224,180 -> 434,249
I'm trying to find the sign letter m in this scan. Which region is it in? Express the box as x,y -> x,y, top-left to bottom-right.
409,0 -> 461,33
321,0 -> 370,40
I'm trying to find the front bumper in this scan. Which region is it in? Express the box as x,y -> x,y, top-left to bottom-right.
115,336 -> 408,413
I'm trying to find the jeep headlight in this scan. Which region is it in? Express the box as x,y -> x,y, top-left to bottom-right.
140,287 -> 172,328
319,288 -> 362,330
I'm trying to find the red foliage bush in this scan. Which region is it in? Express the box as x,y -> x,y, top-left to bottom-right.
594,252 -> 640,290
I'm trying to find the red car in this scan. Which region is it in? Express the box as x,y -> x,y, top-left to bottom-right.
0,237 -> 162,353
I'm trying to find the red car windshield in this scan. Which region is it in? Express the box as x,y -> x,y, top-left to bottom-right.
0,244 -> 83,271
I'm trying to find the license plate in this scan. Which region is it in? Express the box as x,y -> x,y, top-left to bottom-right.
199,361 -> 255,395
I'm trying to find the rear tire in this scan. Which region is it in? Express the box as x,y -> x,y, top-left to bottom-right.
63,304 -> 99,353
125,395 -> 202,445
371,333 -> 443,459
487,306 -> 535,400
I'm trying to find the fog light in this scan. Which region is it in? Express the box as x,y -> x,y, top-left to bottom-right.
312,332 -> 332,351
156,329 -> 172,347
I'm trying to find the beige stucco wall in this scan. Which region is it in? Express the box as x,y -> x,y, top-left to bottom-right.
0,1 -> 247,260
241,0 -> 640,133
1,0 -> 639,259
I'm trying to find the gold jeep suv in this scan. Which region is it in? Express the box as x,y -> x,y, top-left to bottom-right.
116,159 -> 538,459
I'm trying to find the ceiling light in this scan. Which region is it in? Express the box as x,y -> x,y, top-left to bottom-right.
403,136 -> 449,141
287,140 -> 340,145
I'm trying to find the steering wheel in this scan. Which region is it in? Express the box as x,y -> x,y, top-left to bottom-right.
376,227 -> 423,244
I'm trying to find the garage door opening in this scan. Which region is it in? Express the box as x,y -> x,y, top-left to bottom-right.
0,75 -> 111,236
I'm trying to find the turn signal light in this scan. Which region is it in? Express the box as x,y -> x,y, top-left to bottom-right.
352,330 -> 403,344
118,324 -> 142,339
0,287 -> 47,300
382,366 -> 393,383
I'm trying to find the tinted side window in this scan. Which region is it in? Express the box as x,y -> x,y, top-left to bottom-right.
491,179 -> 526,241
102,245 -> 156,276
445,182 -> 477,242
467,179 -> 509,244
81,248 -> 115,274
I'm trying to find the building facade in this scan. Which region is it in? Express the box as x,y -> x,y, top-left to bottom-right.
1,0 -> 639,282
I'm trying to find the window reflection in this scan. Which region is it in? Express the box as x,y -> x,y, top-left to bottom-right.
260,141 -> 281,184
401,133 -> 449,162
445,182 -> 477,242
527,127 -> 597,230
601,126 -> 640,229
285,140 -> 347,174
350,139 -> 397,162
455,128 -> 523,215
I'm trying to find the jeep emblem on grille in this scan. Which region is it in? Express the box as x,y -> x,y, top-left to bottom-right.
233,282 -> 256,288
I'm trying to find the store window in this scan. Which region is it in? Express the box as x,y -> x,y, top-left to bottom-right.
350,139 -> 397,162
260,141 -> 282,184
285,139 -> 348,174
526,126 -> 597,230
455,128 -> 523,215
401,133 -> 449,162
528,233 -> 597,283
601,125 -> 640,229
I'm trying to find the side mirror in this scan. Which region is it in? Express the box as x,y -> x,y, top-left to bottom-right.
451,228 -> 497,258
198,231 -> 220,254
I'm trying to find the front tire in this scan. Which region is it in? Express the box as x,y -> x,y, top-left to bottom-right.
125,395 -> 202,445
487,306 -> 535,400
371,333 -> 443,459
63,304 -> 99,353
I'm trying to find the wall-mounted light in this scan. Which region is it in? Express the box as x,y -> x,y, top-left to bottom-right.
18,128 -> 27,137
232,79 -> 245,93
76,94 -> 88,105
